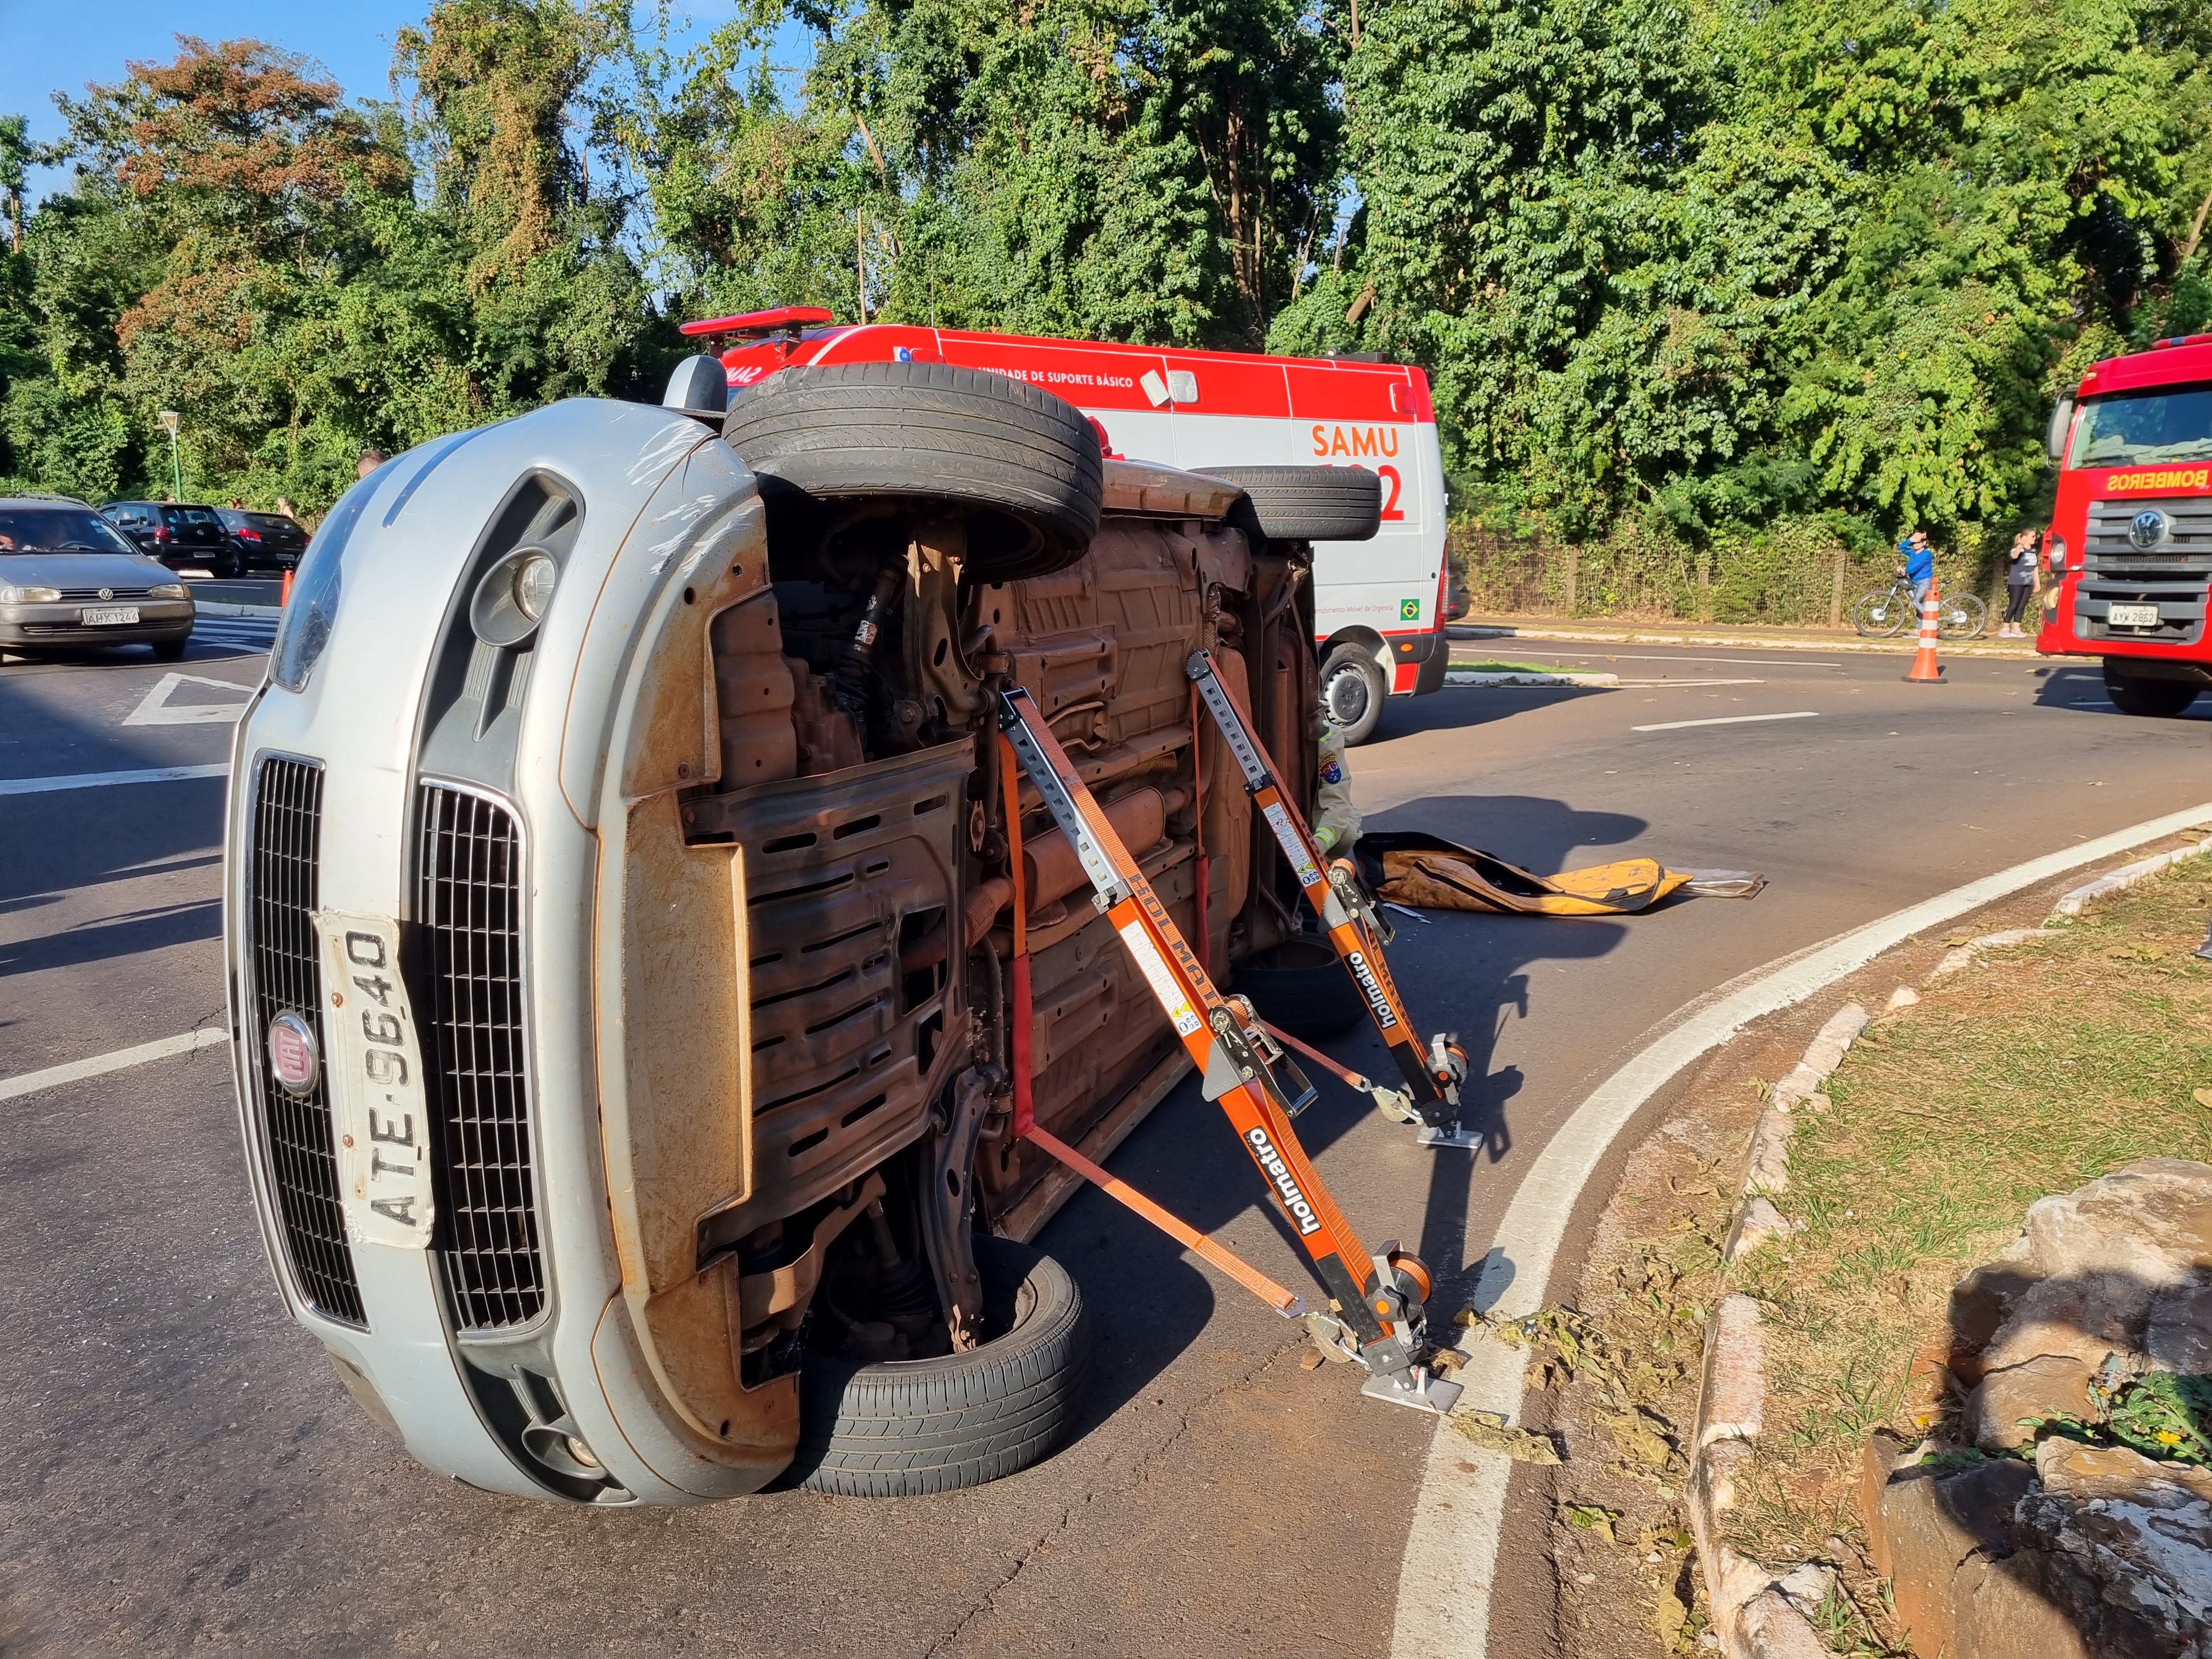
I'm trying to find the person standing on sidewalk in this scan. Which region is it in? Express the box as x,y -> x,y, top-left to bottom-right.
1895,529 -> 1937,606
1999,528 -> 2039,637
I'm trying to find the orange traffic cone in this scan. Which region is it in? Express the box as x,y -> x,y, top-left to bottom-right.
279,565 -> 294,608
1904,579 -> 1944,683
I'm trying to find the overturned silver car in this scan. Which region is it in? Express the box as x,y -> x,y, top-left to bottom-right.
223,360 -> 1379,1504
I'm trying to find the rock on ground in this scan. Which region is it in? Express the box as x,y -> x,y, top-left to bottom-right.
1860,1160 -> 2212,1657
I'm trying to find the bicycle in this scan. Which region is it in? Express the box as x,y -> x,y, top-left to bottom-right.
1850,579 -> 1988,640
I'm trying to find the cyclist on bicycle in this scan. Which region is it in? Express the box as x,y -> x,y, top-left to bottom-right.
1895,529 -> 1936,606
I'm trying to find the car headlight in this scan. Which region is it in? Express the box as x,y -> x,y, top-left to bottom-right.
270,461 -> 390,693
0,584 -> 62,603
149,582 -> 189,600
2045,534 -> 2069,573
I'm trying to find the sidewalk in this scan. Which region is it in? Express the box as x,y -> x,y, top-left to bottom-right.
1451,612 -> 2056,662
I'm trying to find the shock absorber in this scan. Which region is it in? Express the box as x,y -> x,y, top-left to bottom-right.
836,558 -> 906,712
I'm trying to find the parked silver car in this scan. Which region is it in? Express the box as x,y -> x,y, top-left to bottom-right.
0,497 -> 196,658
224,366 -> 1379,1506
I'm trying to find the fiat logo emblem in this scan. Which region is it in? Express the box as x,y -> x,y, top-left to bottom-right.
98,587 -> 113,601
2131,509 -> 2168,549
267,1011 -> 320,1096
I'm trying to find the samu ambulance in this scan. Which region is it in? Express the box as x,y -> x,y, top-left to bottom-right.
687,307 -> 1452,743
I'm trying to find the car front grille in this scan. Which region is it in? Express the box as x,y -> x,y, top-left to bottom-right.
247,756 -> 365,1325
54,586 -> 154,601
415,784 -> 543,1330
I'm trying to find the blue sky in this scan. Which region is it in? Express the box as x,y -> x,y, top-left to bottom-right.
2,0 -> 421,196
0,1 -> 800,202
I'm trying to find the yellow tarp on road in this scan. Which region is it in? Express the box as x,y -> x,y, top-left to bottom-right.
1354,832 -> 1760,917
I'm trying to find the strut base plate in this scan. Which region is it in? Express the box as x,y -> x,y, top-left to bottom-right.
1415,1122 -> 1485,1150
1361,1370 -> 1464,1415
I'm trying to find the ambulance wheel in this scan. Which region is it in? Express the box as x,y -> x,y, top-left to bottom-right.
721,362 -> 1103,581
789,1236 -> 1091,1497
1320,643 -> 1387,745
2103,662 -> 2199,718
1196,465 -> 1383,543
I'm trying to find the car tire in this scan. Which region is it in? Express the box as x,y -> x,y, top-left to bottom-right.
152,639 -> 188,661
1232,938 -> 1365,1040
1319,642 -> 1387,745
789,1234 -> 1090,1497
2104,663 -> 2200,718
721,362 -> 1104,582
1193,465 -> 1382,543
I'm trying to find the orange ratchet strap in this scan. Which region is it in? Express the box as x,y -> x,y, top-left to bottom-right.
1024,1126 -> 1301,1314
1183,649 -> 1469,1140
1188,679 -> 1209,974
997,733 -> 1035,1138
996,685 -> 1459,1414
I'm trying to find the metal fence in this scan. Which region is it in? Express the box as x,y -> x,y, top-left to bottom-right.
1451,520 -> 2006,628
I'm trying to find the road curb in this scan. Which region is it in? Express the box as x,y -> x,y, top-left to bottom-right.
2051,834 -> 2212,915
1388,797 -> 2212,1659
1689,1006 -> 1869,1658
196,601 -> 281,618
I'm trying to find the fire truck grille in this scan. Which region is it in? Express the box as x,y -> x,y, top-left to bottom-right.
2085,496 -> 2212,573
2077,498 -> 2212,645
415,784 -> 544,1331
247,756 -> 366,1325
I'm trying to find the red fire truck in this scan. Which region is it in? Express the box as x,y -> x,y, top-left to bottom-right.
685,308 -> 1453,743
2038,333 -> 2212,714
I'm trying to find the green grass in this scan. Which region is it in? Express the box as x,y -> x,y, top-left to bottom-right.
1723,856 -> 2212,1587
1444,658 -> 1593,674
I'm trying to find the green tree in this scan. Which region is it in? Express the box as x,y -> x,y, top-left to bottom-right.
1303,0 -> 2212,543
619,0 -> 1342,349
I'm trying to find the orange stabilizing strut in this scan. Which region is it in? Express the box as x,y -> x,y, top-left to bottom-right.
998,686 -> 1460,1413
1184,650 -> 1472,1146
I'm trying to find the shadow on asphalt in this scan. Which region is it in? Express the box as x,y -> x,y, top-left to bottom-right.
0,895 -> 222,976
1044,791 -> 1639,1432
1375,684 -> 1612,740
2030,662 -> 2212,719
0,678 -> 231,974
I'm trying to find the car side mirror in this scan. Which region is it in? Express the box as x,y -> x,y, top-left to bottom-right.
2046,397 -> 2074,465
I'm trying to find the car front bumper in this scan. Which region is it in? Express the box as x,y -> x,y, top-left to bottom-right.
0,600 -> 195,646
225,401 -> 798,1508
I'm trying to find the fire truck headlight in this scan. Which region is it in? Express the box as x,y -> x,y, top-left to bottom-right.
2045,534 -> 2068,573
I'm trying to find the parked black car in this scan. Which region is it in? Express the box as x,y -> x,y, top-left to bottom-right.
216,507 -> 307,571
101,500 -> 239,578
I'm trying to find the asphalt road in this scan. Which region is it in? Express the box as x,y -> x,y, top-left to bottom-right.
2,627 -> 2206,1657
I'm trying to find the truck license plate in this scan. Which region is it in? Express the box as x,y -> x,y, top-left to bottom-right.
2108,603 -> 2160,627
313,910 -> 436,1249
81,606 -> 139,625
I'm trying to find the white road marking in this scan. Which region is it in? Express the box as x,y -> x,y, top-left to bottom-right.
0,763 -> 229,796
1613,678 -> 1765,687
0,1026 -> 228,1104
1390,796 -> 2212,1659
1502,653 -> 1844,669
1632,710 -> 1819,732
122,671 -> 256,726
